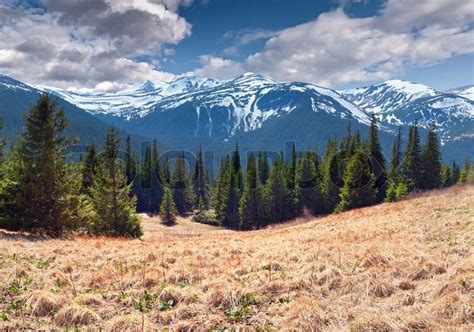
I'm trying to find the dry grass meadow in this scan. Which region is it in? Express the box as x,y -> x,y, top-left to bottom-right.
0,185 -> 473,330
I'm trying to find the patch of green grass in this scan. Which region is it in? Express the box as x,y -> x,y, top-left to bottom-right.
159,299 -> 174,311
133,290 -> 157,313
0,312 -> 8,321
225,292 -> 256,322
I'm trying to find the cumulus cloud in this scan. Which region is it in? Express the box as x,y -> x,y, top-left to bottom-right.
191,55 -> 244,80
0,0 -> 190,88
193,0 -> 474,87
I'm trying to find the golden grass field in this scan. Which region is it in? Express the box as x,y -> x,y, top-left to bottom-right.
0,185 -> 473,330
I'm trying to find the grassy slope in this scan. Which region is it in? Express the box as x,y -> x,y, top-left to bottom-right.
0,186 -> 473,330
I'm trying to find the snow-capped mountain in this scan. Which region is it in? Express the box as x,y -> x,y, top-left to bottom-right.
340,80 -> 474,144
36,76 -> 221,119
1,73 -> 473,162
447,85 -> 474,101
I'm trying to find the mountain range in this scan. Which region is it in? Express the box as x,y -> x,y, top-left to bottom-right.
1,73 -> 473,164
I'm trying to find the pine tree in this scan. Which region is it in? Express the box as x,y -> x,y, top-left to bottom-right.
124,136 -> 135,184
258,152 -> 269,185
321,138 -> 339,212
420,124 -> 442,190
451,162 -> 460,185
213,156 -> 231,224
0,117 -> 4,164
90,128 -> 142,237
159,187 -> 177,224
401,121 -> 422,191
388,127 -> 402,180
150,139 -> 163,212
224,144 -> 243,228
459,156 -> 470,183
239,154 -> 261,230
172,153 -> 194,214
14,94 -> 87,235
441,165 -> 453,187
139,145 -> 153,212
287,143 -> 299,218
336,150 -> 377,212
297,150 -> 323,215
81,143 -> 96,195
367,115 -> 387,201
263,156 -> 291,223
192,146 -> 211,210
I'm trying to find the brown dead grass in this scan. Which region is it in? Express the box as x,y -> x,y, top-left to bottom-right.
0,185 -> 473,330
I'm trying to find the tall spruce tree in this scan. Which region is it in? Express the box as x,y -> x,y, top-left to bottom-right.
297,150 -> 323,215
15,94 -> 86,234
263,156 -> 291,223
160,187 -> 177,224
124,136 -> 137,187
224,144 -> 243,228
336,150 -> 377,212
81,143 -> 97,195
367,115 -> 387,201
172,152 -> 194,214
258,152 -> 269,185
420,124 -> 442,190
213,155 -> 231,224
388,127 -> 402,180
90,128 -> 142,237
192,147 -> 211,210
150,139 -> 163,212
401,120 -> 422,191
459,156 -> 470,183
139,145 -> 153,212
287,144 -> 299,218
0,117 -> 4,163
239,154 -> 261,230
451,162 -> 460,185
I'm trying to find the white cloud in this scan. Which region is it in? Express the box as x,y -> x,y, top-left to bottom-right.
191,55 -> 244,80
0,0 -> 190,89
192,0 -> 474,87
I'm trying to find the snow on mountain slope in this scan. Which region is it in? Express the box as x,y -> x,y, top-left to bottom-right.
35,76 -> 222,119
340,80 -> 474,144
135,73 -> 372,138
448,85 -> 474,101
33,72 -> 371,138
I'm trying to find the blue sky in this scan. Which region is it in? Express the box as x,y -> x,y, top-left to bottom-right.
0,0 -> 472,91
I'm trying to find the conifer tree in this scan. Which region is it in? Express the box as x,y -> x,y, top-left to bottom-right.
150,139 -> 163,212
258,152 -> 269,185
287,144 -> 299,218
213,155 -> 231,224
192,147 -> 211,209
239,154 -> 261,230
172,153 -> 194,214
401,120 -> 422,191
367,115 -> 386,201
159,187 -> 177,224
90,128 -> 142,237
263,156 -> 291,223
388,127 -> 402,180
15,94 -> 87,235
139,145 -> 153,212
441,165 -> 452,187
81,143 -> 96,195
420,124 -> 442,190
459,156 -> 470,183
451,162 -> 460,185
336,150 -> 377,212
0,117 -> 4,163
124,135 -> 135,184
297,150 -> 323,215
223,144 -> 243,228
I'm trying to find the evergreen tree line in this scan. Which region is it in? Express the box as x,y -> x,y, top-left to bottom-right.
0,95 -> 472,236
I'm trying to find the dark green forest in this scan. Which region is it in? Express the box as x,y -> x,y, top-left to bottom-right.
0,95 -> 471,237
